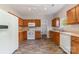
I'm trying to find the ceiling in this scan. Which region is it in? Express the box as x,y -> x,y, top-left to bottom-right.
0,4 -> 66,18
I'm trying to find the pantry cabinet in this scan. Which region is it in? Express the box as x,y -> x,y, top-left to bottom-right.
49,31 -> 60,45
71,36 -> 79,54
52,17 -> 60,27
67,5 -> 79,24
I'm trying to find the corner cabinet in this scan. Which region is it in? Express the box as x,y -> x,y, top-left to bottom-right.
67,5 -> 79,24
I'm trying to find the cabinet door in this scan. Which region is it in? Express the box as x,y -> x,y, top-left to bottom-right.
52,18 -> 60,27
71,36 -> 79,54
49,31 -> 54,39
76,5 -> 79,23
19,32 -> 24,43
52,19 -> 56,27
53,32 -> 60,46
35,31 -> 41,39
18,18 -> 23,26
35,19 -> 41,27
67,8 -> 76,24
23,20 -> 28,26
23,31 -> 27,40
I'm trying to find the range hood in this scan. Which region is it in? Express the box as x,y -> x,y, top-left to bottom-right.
0,25 -> 8,29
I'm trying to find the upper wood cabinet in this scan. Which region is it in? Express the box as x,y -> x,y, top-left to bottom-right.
35,19 -> 41,27
67,5 -> 79,24
67,8 -> 76,24
76,5 -> 79,23
18,18 -> 24,26
23,19 -> 41,27
52,17 -> 60,27
23,20 -> 28,26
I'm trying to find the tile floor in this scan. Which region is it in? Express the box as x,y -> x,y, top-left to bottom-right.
14,39 -> 65,54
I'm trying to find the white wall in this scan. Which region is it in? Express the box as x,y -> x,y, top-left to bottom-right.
0,4 -> 22,18
53,4 -> 79,33
0,9 -> 18,54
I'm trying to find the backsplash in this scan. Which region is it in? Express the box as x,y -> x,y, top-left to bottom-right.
62,24 -> 79,33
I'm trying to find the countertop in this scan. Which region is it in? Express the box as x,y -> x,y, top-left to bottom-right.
49,29 -> 79,37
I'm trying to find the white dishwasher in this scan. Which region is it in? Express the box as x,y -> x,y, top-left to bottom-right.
60,32 -> 71,54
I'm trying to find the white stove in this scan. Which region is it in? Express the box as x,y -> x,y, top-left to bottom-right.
27,23 -> 35,40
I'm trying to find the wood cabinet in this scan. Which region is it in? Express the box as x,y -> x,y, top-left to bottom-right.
76,5 -> 79,23
71,36 -> 79,54
18,18 -> 24,26
23,20 -> 28,26
49,31 -> 60,45
52,17 -> 60,27
35,19 -> 41,27
67,5 -> 79,24
49,31 -> 54,39
19,32 -> 24,43
23,19 -> 41,27
67,8 -> 76,24
23,31 -> 27,40
35,31 -> 41,39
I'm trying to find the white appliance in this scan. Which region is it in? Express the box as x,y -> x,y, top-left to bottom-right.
27,23 -> 35,40
60,32 -> 71,54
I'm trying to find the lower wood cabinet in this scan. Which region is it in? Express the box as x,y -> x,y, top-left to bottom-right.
19,32 -> 24,43
23,31 -> 27,40
35,31 -> 41,39
49,31 -> 60,45
71,36 -> 79,54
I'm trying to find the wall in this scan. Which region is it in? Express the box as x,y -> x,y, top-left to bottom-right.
53,4 -> 79,33
0,9 -> 18,54
0,4 -> 22,18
